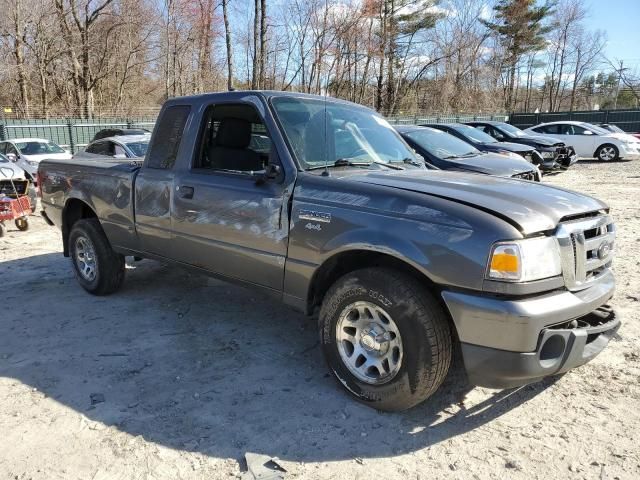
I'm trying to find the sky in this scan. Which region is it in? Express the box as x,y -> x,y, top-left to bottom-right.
583,0 -> 640,72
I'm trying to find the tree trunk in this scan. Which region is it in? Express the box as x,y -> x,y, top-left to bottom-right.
506,60 -> 516,111
222,0 -> 234,90
54,0 -> 83,112
251,0 -> 259,88
259,0 -> 267,88
39,68 -> 48,118
12,0 -> 30,117
375,1 -> 388,111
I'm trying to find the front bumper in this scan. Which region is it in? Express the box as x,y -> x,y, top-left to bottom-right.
619,145 -> 640,160
460,305 -> 620,388
441,271 -> 618,388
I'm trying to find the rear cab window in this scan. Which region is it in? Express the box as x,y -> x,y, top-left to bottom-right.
147,105 -> 191,169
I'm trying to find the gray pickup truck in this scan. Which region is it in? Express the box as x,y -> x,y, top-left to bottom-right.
38,91 -> 620,411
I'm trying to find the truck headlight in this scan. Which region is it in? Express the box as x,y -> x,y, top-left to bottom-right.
486,237 -> 561,282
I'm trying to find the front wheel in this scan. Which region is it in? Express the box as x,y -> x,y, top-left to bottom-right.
596,144 -> 619,162
69,218 -> 125,295
319,268 -> 452,412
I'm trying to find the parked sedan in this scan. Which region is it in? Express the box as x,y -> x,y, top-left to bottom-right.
0,138 -> 71,184
396,125 -> 540,181
465,121 -> 577,169
424,122 -> 558,172
524,121 -> 640,161
76,134 -> 150,160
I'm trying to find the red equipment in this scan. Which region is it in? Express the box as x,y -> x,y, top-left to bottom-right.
0,168 -> 31,237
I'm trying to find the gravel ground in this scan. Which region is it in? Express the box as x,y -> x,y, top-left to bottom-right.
1,159 -> 639,479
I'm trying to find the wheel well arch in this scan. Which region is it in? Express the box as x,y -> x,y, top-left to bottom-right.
62,198 -> 97,256
594,143 -> 618,158
306,249 -> 438,315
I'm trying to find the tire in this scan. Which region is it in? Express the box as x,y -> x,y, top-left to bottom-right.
15,217 -> 28,231
28,186 -> 37,213
0,222 -> 5,238
596,144 -> 619,162
319,268 -> 452,412
68,218 -> 125,295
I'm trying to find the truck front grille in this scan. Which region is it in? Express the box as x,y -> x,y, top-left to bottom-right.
556,214 -> 615,291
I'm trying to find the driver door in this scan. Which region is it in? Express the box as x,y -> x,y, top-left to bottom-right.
171,101 -> 291,291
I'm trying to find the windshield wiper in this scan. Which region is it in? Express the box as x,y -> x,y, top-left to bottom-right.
307,157 -> 404,171
399,157 -> 424,167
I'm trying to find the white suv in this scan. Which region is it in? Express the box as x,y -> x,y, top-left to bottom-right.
524,121 -> 640,161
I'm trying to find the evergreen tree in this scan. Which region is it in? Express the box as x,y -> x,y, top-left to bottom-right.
483,0 -> 555,111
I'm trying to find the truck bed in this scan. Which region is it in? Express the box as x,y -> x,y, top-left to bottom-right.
39,157 -> 142,251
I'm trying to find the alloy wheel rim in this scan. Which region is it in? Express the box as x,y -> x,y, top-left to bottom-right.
600,147 -> 615,161
75,236 -> 97,281
335,301 -> 403,385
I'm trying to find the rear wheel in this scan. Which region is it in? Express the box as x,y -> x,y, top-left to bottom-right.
69,218 -> 125,295
596,144 -> 618,161
0,222 -> 5,237
319,268 -> 452,411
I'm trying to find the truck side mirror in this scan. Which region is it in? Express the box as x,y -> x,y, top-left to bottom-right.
255,164 -> 282,185
265,163 -> 281,179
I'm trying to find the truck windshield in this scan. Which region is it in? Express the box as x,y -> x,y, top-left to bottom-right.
271,96 -> 419,170
404,128 -> 480,159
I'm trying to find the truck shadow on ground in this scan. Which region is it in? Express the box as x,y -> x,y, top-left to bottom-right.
1,253 -> 557,463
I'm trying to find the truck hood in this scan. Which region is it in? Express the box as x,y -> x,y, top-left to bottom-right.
346,170 -> 606,234
515,134 -> 565,148
482,141 -> 534,153
443,153 -> 534,177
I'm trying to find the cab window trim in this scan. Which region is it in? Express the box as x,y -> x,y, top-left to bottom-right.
190,102 -> 274,178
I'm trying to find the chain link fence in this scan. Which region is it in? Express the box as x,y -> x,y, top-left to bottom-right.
0,116 -> 158,153
0,112 -> 510,153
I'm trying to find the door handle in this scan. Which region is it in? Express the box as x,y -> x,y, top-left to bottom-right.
177,185 -> 194,199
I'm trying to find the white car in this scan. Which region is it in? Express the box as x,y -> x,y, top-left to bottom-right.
524,121 -> 640,161
0,153 -> 37,212
0,138 -> 72,183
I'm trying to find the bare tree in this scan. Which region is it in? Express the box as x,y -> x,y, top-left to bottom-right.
222,0 -> 234,90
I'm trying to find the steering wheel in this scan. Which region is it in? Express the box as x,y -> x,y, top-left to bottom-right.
341,147 -> 368,159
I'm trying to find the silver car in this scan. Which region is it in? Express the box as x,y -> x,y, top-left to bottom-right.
0,138 -> 72,183
76,134 -> 151,160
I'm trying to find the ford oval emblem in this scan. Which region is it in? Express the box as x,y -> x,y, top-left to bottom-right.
597,242 -> 611,260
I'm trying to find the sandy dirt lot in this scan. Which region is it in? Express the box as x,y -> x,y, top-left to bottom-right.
1,159 -> 639,479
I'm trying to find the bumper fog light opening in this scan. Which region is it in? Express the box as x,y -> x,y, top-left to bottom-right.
539,334 -> 566,369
